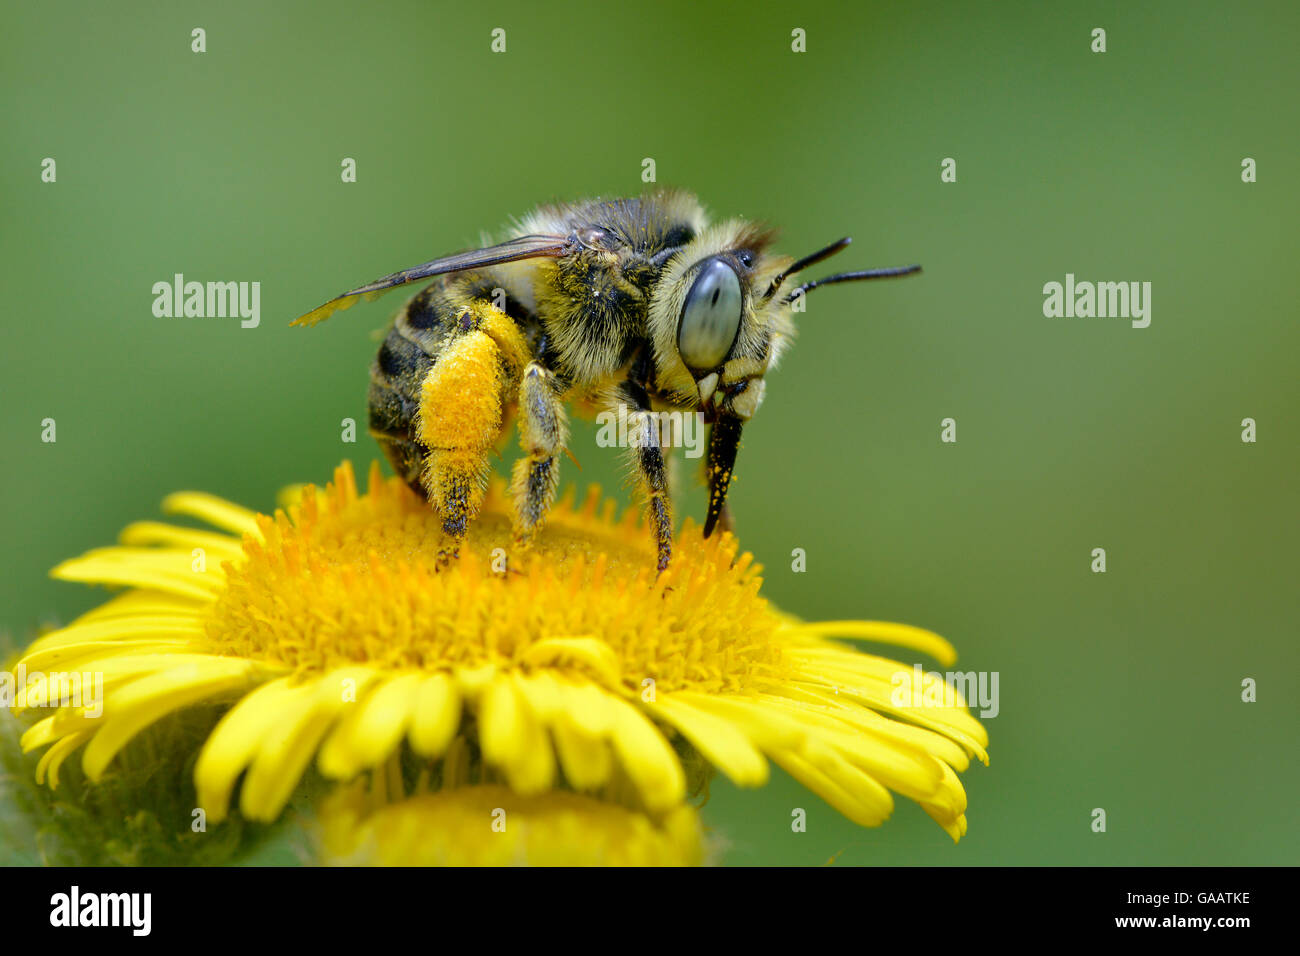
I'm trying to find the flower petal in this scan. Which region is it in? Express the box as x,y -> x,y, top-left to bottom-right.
79,658 -> 257,780
652,695 -> 768,787
784,620 -> 958,668
768,748 -> 894,828
195,677 -> 304,821
318,674 -> 422,778
161,491 -> 261,537
479,675 -> 556,794
606,696 -> 685,811
238,668 -> 380,821
408,673 -> 461,758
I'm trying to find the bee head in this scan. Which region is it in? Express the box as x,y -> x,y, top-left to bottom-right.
650,226 -> 922,421
648,220 -> 791,422
648,225 -> 920,538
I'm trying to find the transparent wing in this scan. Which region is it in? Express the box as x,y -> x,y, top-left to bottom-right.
291,233 -> 573,326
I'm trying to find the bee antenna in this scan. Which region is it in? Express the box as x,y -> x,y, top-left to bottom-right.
762,237 -> 852,301
785,264 -> 922,301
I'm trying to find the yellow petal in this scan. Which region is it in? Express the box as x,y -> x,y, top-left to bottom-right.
119,521 -> 244,557
36,730 -> 93,789
161,491 -> 261,537
20,715 -> 61,753
521,637 -> 622,688
80,659 -> 256,780
478,675 -> 557,794
18,617 -> 204,661
318,674 -> 422,778
14,651 -> 217,713
925,805 -> 968,843
52,553 -> 217,601
454,664 -> 497,699
17,639 -> 195,679
512,711 -> 557,795
511,672 -> 563,721
478,676 -> 526,768
408,673 -> 461,757
768,748 -> 894,828
239,668 -> 380,821
782,683 -> 973,771
195,677 -> 303,821
607,697 -> 684,811
551,715 -> 613,790
783,620 -> 957,668
674,692 -> 807,752
652,695 -> 768,787
71,589 -> 205,623
551,679 -> 616,736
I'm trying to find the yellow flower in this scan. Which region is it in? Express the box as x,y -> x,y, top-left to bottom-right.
8,461 -> 988,843
317,752 -> 705,866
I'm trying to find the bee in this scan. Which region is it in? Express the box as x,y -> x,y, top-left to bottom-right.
292,190 -> 919,570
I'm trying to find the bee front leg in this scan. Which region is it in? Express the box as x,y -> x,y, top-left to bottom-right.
618,384 -> 673,572
703,416 -> 743,539
510,361 -> 569,546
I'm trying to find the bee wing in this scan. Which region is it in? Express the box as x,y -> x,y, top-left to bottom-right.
291,233 -> 573,326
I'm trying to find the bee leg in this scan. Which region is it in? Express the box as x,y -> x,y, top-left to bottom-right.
510,361 -> 569,546
716,501 -> 736,536
619,386 -> 673,572
415,320 -> 520,563
703,416 -> 743,539
698,438 -> 736,536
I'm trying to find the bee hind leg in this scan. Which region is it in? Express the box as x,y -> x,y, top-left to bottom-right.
415,321 -> 521,563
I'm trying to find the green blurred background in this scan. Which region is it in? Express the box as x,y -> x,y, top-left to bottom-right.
2,0 -> 1296,865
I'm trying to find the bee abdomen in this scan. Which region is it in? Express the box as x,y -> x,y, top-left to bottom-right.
367,290 -> 437,489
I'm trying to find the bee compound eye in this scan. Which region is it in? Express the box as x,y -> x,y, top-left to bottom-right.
678,258 -> 742,371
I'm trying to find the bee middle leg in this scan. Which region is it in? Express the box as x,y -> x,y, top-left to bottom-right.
510,361 -> 569,545
618,384 -> 673,572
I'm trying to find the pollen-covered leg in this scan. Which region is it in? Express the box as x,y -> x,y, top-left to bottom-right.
510,362 -> 569,545
703,416 -> 742,539
415,326 -> 514,557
